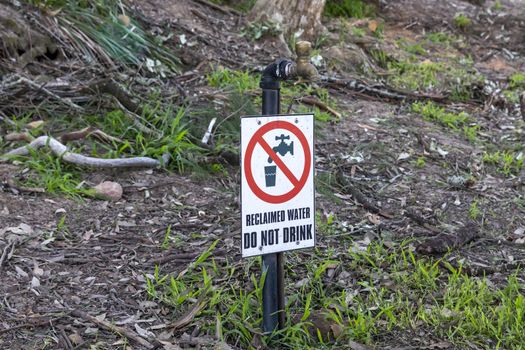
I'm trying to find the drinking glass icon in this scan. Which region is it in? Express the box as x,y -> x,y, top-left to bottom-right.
264,165 -> 276,187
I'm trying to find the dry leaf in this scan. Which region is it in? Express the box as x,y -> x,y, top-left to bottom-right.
26,120 -> 44,129
368,20 -> 378,32
31,276 -> 40,288
118,14 -> 131,27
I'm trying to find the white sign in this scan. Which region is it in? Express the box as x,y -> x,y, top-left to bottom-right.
241,114 -> 315,257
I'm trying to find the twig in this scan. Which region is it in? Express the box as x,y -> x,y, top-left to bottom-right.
60,127 -> 122,144
1,136 -> 169,168
336,170 -> 393,218
5,178 -> 45,194
167,287 -> 209,332
0,242 -> 14,271
520,92 -> 525,120
297,96 -> 341,119
5,132 -> 34,142
193,0 -> 242,16
322,76 -> 447,102
0,316 -> 63,335
70,309 -> 154,349
18,76 -> 84,111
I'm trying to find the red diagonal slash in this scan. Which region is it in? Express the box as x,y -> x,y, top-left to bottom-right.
257,136 -> 299,187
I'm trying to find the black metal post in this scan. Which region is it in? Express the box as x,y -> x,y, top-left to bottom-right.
260,60 -> 293,334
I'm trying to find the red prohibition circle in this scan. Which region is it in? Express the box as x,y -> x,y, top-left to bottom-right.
244,120 -> 311,204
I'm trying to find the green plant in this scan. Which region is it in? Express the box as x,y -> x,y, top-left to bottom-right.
509,72 -> 525,89
28,0 -> 180,71
463,125 -> 479,143
388,60 -> 443,91
469,200 -> 480,220
11,149 -> 95,200
161,225 -> 172,250
324,0 -> 375,18
493,0 -> 503,11
411,101 -> 470,129
207,68 -> 260,93
351,27 -> 366,38
242,20 -> 282,40
426,32 -> 456,45
482,151 -> 524,177
414,156 -> 426,168
369,49 -> 389,68
403,43 -> 427,56
454,14 -> 472,29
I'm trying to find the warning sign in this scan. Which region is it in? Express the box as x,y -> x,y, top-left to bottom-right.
241,114 -> 315,257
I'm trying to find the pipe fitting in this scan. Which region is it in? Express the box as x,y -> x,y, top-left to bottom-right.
294,41 -> 319,82
260,41 -> 319,90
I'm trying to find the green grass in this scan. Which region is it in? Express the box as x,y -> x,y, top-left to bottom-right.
145,239 -> 525,349
242,20 -> 282,41
426,32 -> 457,45
3,98 -> 199,198
324,0 -> 375,18
411,101 -> 470,130
509,72 -> 525,89
388,60 -> 443,91
13,149 -> 96,200
454,14 -> 472,29
469,200 -> 481,220
482,151 -> 524,177
207,68 -> 260,93
26,0 -> 179,71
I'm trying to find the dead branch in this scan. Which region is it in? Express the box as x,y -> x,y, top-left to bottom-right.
70,309 -> 154,349
336,170 -> 394,218
193,0 -> 242,16
404,207 -> 440,234
60,127 -> 122,144
416,222 -> 479,254
322,76 -> 447,103
520,92 -> 525,120
169,296 -> 207,331
297,96 -> 342,119
17,76 -> 84,111
5,132 -> 34,142
1,136 -> 169,168
5,178 -> 45,194
0,242 -> 14,271
0,316 -> 64,336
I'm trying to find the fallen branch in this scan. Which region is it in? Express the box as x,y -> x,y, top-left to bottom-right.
70,309 -> 153,349
520,92 -> 525,121
5,132 -> 34,142
0,316 -> 63,336
416,222 -> 479,254
18,76 -> 84,111
297,96 -> 341,119
5,178 -> 45,194
169,296 -> 207,331
336,170 -> 393,218
0,242 -> 14,271
1,136 -> 169,168
322,76 -> 447,103
60,127 -> 122,144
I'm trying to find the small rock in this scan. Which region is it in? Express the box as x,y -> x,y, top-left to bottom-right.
93,181 -> 123,201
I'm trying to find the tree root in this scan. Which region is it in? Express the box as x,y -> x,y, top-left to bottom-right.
1,136 -> 169,168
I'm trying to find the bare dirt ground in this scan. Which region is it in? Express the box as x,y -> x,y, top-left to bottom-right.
2,0 -> 525,349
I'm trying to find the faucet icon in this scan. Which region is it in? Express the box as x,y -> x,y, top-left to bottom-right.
267,134 -> 294,163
